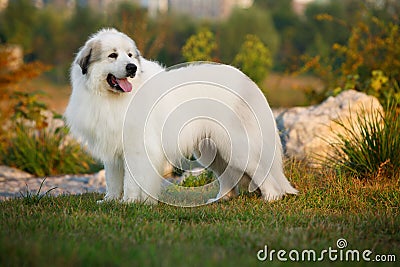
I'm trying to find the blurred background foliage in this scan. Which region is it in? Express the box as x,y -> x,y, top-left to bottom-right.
0,0 -> 398,86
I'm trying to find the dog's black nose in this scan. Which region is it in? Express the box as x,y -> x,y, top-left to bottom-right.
126,63 -> 137,77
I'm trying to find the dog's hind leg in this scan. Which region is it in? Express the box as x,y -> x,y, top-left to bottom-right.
194,137 -> 244,203
203,151 -> 242,203
122,150 -> 163,204
246,152 -> 297,201
258,155 -> 297,201
206,166 -> 243,203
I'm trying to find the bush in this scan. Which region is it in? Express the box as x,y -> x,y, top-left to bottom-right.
181,28 -> 217,62
182,31 -> 272,86
0,91 -> 102,177
326,98 -> 399,179
218,6 -> 279,64
232,34 -> 272,85
0,45 -> 101,176
300,14 -> 400,104
1,124 -> 101,177
180,169 -> 215,187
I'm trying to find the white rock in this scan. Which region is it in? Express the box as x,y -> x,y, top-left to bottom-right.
0,165 -> 33,180
275,90 -> 382,164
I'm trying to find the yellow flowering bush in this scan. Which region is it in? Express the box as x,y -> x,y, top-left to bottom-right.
232,34 -> 272,85
181,29 -> 217,62
301,15 -> 400,104
182,31 -> 272,86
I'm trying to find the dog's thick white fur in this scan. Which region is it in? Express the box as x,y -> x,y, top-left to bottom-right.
65,28 -> 297,204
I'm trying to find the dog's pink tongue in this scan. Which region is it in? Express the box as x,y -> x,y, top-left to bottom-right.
117,78 -> 132,92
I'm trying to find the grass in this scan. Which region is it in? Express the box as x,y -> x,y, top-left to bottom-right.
0,78 -> 397,265
325,98 -> 400,179
1,161 -> 399,267
19,178 -> 58,205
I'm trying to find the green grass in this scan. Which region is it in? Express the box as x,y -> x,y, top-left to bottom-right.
325,98 -> 400,179
19,178 -> 58,205
1,161 -> 399,267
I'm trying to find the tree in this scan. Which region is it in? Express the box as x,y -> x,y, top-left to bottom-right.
0,0 -> 39,51
156,14 -> 198,65
254,0 -> 302,71
232,35 -> 272,85
181,28 -> 217,62
32,7 -> 70,82
107,2 -> 166,59
303,0 -> 350,57
332,17 -> 400,102
299,14 -> 400,104
218,6 -> 279,64
0,45 -> 49,134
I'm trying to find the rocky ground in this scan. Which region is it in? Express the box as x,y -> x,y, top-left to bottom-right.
0,165 -> 106,200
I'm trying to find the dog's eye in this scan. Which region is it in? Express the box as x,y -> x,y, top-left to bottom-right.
128,53 -> 133,58
108,53 -> 118,59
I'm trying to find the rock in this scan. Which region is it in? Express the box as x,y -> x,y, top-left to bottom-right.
0,166 -> 33,181
0,168 -> 107,200
275,90 -> 383,164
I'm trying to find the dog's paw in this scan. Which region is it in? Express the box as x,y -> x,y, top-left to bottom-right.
96,199 -> 119,204
122,195 -> 158,205
122,194 -> 143,203
261,194 -> 284,202
97,194 -> 122,204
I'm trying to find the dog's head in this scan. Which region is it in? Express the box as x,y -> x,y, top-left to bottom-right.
74,28 -> 141,94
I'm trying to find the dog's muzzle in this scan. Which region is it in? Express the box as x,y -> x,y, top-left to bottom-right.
126,63 -> 137,78
106,63 -> 137,93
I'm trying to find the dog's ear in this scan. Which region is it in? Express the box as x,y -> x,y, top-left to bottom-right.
76,40 -> 101,75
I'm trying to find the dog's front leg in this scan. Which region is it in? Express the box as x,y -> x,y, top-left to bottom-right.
122,156 -> 162,204
122,164 -> 144,203
102,156 -> 124,202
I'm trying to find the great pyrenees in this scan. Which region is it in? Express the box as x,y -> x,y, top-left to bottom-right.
65,28 -> 297,204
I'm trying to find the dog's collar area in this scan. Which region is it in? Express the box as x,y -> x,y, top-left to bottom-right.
106,74 -> 132,93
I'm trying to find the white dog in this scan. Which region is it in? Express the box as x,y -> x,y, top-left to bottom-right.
65,28 -> 297,204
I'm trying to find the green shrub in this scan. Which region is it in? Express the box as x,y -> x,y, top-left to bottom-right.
232,34 -> 273,85
182,31 -> 272,86
181,28 -> 217,62
0,91 -> 102,176
326,98 -> 399,179
300,15 -> 400,104
0,124 -> 101,177
180,169 -> 215,187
